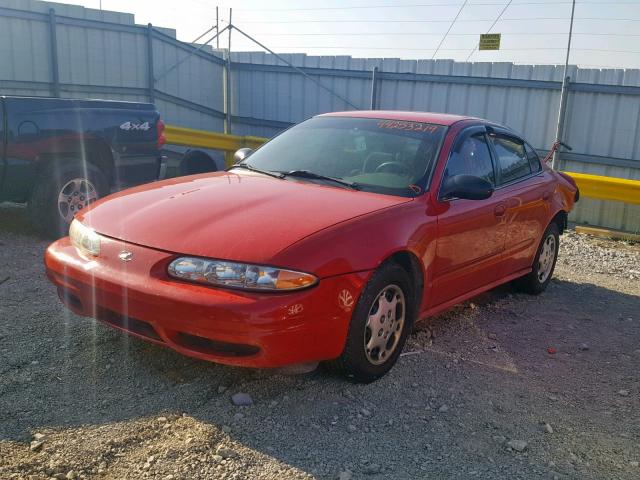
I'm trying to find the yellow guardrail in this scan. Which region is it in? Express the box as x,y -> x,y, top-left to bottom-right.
165,125 -> 640,205
566,172 -> 640,205
165,124 -> 266,157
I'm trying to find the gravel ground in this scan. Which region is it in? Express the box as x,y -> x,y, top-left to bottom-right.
1,202 -> 639,480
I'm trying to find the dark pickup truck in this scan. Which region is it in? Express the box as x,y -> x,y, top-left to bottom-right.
0,96 -> 165,237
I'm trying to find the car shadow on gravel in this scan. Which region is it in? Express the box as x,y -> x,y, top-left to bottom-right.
1,266 -> 639,479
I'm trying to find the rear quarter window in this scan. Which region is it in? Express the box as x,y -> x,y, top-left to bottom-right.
525,143 -> 542,173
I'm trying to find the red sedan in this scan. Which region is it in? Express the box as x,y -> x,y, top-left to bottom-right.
45,111 -> 578,382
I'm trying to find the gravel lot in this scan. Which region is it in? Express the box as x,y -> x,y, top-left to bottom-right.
1,202 -> 639,480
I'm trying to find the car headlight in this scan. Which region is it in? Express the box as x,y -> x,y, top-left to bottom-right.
69,219 -> 101,256
167,257 -> 318,291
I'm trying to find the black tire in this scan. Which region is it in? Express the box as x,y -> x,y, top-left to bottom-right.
27,162 -> 109,239
512,222 -> 560,295
180,151 -> 217,175
325,262 -> 416,383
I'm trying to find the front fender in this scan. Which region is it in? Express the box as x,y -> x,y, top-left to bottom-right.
270,200 -> 437,279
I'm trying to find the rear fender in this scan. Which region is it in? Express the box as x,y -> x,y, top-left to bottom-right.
542,172 -> 577,238
34,138 -> 114,189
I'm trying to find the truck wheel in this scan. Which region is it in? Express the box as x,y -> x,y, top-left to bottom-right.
28,163 -> 109,238
324,262 -> 415,383
512,222 -> 560,295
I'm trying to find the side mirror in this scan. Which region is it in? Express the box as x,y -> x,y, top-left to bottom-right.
233,148 -> 253,164
441,174 -> 494,201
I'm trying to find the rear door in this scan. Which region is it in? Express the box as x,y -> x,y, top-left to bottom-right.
431,126 -> 509,306
486,129 -> 554,275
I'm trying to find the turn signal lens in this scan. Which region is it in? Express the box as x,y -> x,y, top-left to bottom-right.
274,270 -> 318,290
168,257 -> 317,291
69,219 -> 101,256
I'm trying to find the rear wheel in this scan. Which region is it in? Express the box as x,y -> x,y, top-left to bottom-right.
325,262 -> 415,383
28,163 -> 109,238
180,151 -> 218,175
512,222 -> 560,294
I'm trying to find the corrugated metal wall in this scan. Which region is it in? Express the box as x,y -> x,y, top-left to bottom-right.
0,0 -> 225,131
378,61 -> 563,150
1,0 -> 638,232
0,1 -> 51,97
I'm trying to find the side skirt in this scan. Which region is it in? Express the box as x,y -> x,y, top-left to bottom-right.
418,267 -> 532,320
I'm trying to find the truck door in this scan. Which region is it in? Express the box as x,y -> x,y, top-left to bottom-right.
1,99 -> 41,202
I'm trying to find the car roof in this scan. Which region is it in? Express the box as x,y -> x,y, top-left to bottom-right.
318,110 -> 481,126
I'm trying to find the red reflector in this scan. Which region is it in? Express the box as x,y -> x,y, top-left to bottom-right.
157,119 -> 166,148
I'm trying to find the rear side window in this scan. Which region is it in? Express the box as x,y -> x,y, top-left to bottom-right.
444,133 -> 495,185
525,143 -> 542,173
489,134 -> 530,184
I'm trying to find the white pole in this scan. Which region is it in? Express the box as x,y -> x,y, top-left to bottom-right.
224,8 -> 232,134
552,0 -> 576,170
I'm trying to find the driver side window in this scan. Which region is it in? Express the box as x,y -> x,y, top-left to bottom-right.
444,133 -> 495,185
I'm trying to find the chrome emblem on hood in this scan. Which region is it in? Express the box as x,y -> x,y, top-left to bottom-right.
118,251 -> 133,262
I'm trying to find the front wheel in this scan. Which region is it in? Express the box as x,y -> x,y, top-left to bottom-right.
325,262 -> 415,383
512,222 -> 560,294
28,163 -> 109,239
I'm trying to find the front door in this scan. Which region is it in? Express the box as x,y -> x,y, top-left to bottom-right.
431,127 -> 507,307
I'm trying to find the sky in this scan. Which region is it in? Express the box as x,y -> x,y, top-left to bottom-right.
58,0 -> 640,69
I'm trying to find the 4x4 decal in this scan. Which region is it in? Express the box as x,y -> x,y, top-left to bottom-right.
119,121 -> 151,131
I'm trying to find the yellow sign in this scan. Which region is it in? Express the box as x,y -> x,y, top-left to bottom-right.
479,33 -> 501,51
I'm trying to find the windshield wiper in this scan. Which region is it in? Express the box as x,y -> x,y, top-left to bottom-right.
228,163 -> 285,179
280,170 -> 360,190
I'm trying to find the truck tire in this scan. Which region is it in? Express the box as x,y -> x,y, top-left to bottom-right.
28,162 -> 109,239
180,151 -> 217,175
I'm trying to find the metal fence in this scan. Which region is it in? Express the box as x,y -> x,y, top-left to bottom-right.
1,0 -> 639,232
0,0 -> 227,131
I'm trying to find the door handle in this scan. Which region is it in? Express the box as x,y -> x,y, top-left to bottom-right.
494,204 -> 506,217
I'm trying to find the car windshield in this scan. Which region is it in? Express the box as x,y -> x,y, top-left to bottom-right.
240,116 -> 447,196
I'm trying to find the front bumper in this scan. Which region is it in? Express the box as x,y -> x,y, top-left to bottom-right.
45,236 -> 370,367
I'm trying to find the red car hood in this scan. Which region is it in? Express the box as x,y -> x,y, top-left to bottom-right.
79,171 -> 412,263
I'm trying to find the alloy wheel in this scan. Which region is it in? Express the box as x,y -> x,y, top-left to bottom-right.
57,178 -> 99,223
537,234 -> 557,283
